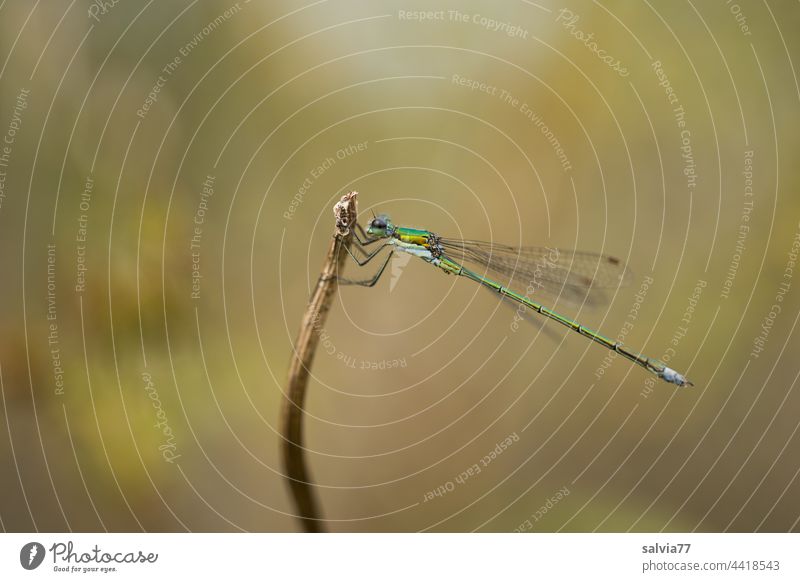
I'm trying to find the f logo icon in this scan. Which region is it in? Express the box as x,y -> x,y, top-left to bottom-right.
20,542 -> 45,570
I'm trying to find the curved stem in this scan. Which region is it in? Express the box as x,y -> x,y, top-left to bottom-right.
280,192 -> 357,532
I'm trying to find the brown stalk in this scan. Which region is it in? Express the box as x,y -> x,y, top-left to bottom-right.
280,191 -> 358,533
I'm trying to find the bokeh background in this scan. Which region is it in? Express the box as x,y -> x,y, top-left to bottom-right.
1,0 -> 799,532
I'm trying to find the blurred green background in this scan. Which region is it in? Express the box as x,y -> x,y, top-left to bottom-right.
1,0 -> 799,532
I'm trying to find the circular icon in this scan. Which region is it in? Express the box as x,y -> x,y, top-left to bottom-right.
19,542 -> 46,570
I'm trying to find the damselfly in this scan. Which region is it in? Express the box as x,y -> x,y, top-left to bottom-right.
336,213 -> 693,387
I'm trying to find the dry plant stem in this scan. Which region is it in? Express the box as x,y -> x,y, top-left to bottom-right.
281,192 -> 357,533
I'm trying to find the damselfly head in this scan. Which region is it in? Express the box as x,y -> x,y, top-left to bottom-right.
367,213 -> 393,238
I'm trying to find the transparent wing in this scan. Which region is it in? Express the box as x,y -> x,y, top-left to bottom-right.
439,237 -> 631,307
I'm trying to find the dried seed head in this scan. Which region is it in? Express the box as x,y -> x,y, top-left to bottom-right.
333,190 -> 359,235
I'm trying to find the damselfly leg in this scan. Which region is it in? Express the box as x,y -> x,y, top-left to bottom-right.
332,222 -> 394,287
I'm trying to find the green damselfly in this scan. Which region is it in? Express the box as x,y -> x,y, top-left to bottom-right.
337,213 -> 693,387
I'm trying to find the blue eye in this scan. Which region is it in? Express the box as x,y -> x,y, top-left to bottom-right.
371,218 -> 386,229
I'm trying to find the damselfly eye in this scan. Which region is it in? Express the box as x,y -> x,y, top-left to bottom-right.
371,217 -> 386,229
